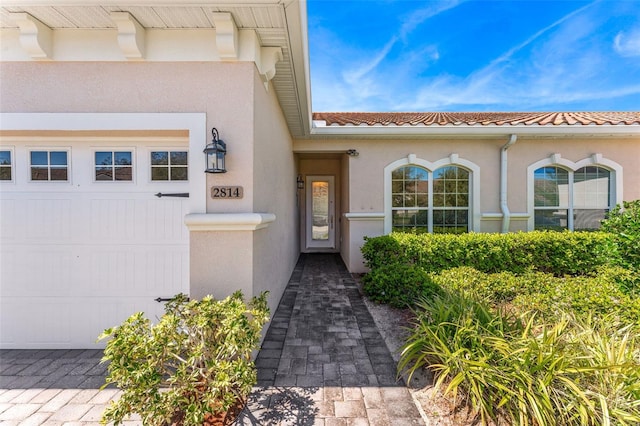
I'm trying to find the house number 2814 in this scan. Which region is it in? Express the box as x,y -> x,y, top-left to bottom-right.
211,186 -> 243,199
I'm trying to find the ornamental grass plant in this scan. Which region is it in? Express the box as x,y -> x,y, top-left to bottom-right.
399,291 -> 640,426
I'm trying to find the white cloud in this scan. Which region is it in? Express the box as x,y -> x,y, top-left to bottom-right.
614,29 -> 640,57
342,37 -> 397,84
342,0 -> 463,85
398,0 -> 465,40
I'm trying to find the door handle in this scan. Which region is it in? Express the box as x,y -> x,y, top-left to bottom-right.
155,296 -> 189,303
155,192 -> 189,198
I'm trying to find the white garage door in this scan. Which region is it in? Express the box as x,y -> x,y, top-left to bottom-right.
0,136 -> 190,348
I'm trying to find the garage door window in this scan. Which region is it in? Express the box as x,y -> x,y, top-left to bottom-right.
0,150 -> 12,181
95,151 -> 133,181
151,151 -> 188,181
30,150 -> 69,181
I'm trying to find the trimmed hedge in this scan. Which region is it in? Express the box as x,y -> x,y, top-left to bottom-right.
362,231 -> 617,275
432,266 -> 640,326
362,263 -> 442,308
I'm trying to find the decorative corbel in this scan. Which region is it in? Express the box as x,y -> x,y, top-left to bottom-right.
9,12 -> 52,60
257,47 -> 283,84
110,12 -> 145,60
211,12 -> 238,60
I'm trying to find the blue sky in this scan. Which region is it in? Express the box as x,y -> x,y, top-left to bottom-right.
307,0 -> 640,112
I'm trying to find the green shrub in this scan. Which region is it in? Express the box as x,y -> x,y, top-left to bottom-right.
361,235 -> 403,269
429,266 -> 640,326
601,200 -> 640,270
362,263 -> 441,308
362,231 -> 617,276
399,292 -> 640,425
99,291 -> 270,426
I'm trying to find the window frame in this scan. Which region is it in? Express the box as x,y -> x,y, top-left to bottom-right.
384,153 -> 480,234
28,148 -> 71,183
0,147 -> 14,183
93,148 -> 135,183
527,153 -> 622,231
149,149 -> 189,182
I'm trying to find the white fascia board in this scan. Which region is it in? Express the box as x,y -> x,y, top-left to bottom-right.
0,0 -> 285,5
311,124 -> 640,137
284,0 -> 312,136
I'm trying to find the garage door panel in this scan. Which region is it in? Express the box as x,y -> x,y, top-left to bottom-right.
1,296 -> 170,349
0,199 -> 16,240
26,199 -> 73,240
0,298 -> 73,347
1,248 -> 73,297
86,246 -> 188,298
1,139 -> 190,349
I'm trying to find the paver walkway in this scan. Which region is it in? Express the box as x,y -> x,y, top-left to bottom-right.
0,254 -> 424,425
236,254 -> 424,425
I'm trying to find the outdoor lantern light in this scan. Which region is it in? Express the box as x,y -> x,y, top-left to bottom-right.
204,127 -> 227,173
297,175 -> 304,189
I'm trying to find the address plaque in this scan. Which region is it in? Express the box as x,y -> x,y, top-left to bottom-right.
211,186 -> 243,199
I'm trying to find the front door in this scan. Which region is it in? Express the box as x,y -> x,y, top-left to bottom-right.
306,176 -> 335,250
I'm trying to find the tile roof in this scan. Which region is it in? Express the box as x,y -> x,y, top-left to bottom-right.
312,112 -> 640,127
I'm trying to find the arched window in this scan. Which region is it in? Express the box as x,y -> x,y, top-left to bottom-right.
385,155 -> 479,234
530,154 -> 621,231
433,166 -> 469,234
391,166 -> 429,232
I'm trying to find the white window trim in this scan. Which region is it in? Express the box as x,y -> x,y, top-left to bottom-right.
0,146 -> 15,184
383,153 -> 481,234
92,148 -> 136,183
526,153 -> 623,231
0,113 -> 206,213
27,147 -> 72,184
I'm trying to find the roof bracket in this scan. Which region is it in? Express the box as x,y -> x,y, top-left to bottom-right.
211,12 -> 239,60
258,46 -> 283,84
110,12 -> 146,60
8,12 -> 52,60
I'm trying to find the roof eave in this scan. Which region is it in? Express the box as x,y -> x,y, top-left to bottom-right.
310,123 -> 640,138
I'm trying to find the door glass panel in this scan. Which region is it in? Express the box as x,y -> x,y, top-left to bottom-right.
312,181 -> 329,240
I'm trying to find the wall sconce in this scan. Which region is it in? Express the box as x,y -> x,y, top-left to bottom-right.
346,149 -> 359,157
297,175 -> 304,189
203,127 -> 227,173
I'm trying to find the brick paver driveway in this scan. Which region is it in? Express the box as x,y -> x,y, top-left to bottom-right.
0,254 -> 424,425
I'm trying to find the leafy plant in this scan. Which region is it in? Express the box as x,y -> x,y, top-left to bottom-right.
601,200 -> 640,270
98,291 -> 270,426
430,266 -> 640,326
362,231 -> 617,276
362,263 -> 441,308
361,235 -> 404,269
399,291 -> 640,425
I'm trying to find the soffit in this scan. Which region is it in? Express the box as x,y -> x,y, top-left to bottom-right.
0,1 -> 310,137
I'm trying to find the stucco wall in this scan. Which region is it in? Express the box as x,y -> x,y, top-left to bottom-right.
295,135 -> 640,272
251,71 -> 299,315
507,136 -> 640,212
0,61 -> 297,312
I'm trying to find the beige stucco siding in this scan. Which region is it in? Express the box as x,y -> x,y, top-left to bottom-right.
1,61 -> 298,315
507,137 -> 640,213
252,70 -> 299,315
299,138 -> 504,214
295,134 -> 640,272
